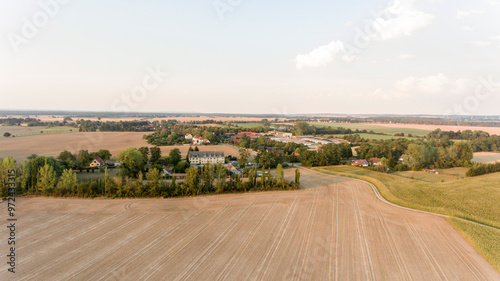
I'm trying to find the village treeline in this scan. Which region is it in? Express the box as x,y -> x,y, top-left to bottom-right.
0,145 -> 300,199
2,118 -> 500,198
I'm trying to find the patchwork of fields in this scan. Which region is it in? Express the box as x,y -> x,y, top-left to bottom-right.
0,125 -> 75,138
0,132 -> 239,162
1,169 -> 498,280
309,122 -> 431,136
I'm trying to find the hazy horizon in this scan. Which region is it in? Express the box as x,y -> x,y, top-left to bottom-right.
2,0 -> 500,115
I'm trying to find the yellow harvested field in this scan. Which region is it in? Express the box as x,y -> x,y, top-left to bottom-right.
0,132 -> 239,162
2,169 -> 498,280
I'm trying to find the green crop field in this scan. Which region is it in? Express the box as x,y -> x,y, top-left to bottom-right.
394,170 -> 458,182
309,122 -> 431,136
76,168 -> 119,181
448,218 -> 500,271
330,133 -> 418,140
0,125 -> 76,138
313,165 -> 500,271
437,167 -> 470,178
198,124 -> 229,128
232,122 -> 263,128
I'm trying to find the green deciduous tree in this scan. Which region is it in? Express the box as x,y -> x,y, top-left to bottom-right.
150,146 -> 161,165
118,148 -> 145,178
276,164 -> 284,188
169,148 -> 182,166
56,169 -> 77,196
237,148 -> 250,168
36,162 -> 56,195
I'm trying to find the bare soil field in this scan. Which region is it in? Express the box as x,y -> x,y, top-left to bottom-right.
1,169 -> 498,280
0,132 -> 239,162
371,122 -> 500,136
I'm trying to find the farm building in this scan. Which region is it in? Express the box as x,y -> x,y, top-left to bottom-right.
189,151 -> 225,165
185,133 -> 193,140
352,159 -> 369,167
162,166 -> 174,177
231,132 -> 262,143
399,154 -> 410,163
424,169 -> 440,174
226,163 -> 243,175
90,157 -> 105,167
369,158 -> 381,166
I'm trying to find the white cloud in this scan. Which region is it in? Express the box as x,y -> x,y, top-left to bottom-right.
489,35 -> 500,41
456,10 -> 484,20
399,53 -> 414,59
295,0 -> 434,69
394,73 -> 472,95
489,1 -> 500,6
352,74 -> 473,101
370,0 -> 435,40
295,41 -> 356,69
470,41 -> 491,47
460,25 -> 474,32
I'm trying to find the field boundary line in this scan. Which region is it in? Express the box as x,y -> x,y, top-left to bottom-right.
306,168 -> 500,232
433,224 -> 486,281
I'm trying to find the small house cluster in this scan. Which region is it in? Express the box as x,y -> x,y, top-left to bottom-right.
185,133 -> 210,145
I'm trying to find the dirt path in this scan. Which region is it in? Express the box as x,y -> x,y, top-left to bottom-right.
1,169 -> 498,280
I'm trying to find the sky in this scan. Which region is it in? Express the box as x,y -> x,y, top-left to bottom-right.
1,0 -> 500,116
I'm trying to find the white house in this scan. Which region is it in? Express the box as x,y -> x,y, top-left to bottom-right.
189,151 -> 224,165
192,136 -> 210,145
185,133 -> 193,140
90,157 -> 105,167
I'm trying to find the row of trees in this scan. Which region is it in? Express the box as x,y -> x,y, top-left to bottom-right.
0,153 -> 299,198
298,143 -> 353,167
466,162 -> 500,177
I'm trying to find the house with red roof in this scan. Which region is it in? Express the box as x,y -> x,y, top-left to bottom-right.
352,159 -> 369,167
90,156 -> 106,167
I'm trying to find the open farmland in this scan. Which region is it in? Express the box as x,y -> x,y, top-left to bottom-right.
1,169 -> 498,280
330,133 -> 418,140
0,125 -> 75,138
0,132 -> 239,162
437,167 -> 470,178
394,171 -> 458,183
473,152 -> 500,164
371,123 -> 500,136
309,122 -> 431,136
232,122 -> 264,128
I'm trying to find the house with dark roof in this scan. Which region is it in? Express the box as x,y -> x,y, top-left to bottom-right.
352,159 -> 369,167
